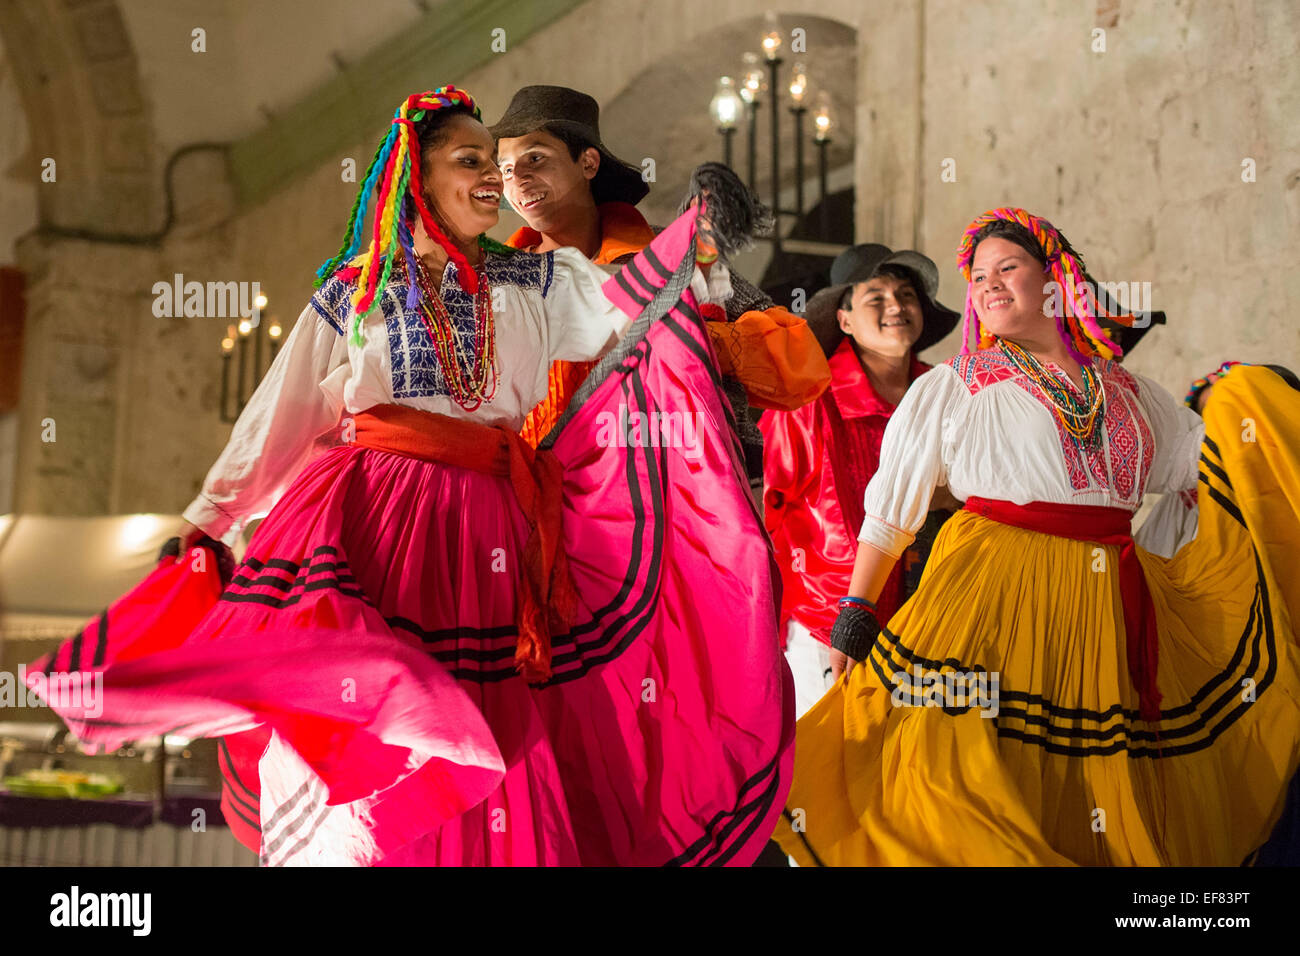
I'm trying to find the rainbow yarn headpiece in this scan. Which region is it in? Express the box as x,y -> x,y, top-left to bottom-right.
955,207 -> 1128,362
315,86 -> 483,344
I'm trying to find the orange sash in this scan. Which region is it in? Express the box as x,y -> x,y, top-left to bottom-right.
352,404 -> 577,682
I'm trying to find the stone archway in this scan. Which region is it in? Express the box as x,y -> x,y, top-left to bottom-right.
0,0 -> 170,516
0,0 -> 157,236
599,13 -> 858,231
596,12 -> 858,309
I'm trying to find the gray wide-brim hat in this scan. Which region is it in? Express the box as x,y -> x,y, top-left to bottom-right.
489,85 -> 649,207
805,243 -> 960,357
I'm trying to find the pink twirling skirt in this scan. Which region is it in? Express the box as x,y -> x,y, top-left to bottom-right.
33,208 -> 794,866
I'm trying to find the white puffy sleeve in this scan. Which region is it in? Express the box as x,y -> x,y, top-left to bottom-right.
182,304 -> 349,545
543,246 -> 634,363
1133,370 -> 1204,494
858,364 -> 969,558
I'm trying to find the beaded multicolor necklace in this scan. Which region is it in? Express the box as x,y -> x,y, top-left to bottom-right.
408,248 -> 498,412
998,338 -> 1107,445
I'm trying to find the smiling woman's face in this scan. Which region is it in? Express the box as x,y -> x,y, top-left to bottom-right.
421,112 -> 503,246
968,236 -> 1052,341
836,275 -> 924,358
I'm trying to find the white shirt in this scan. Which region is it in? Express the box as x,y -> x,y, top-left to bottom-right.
1134,490 -> 1200,558
858,348 -> 1206,558
184,246 -> 729,545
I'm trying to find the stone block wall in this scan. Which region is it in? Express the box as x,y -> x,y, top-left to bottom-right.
6,0 -> 1298,517
912,0 -> 1300,389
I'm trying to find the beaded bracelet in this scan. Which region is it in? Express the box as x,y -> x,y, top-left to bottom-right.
838,596 -> 876,610
1184,361 -> 1244,408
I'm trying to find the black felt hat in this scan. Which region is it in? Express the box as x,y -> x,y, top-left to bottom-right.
489,85 -> 649,207
1086,279 -> 1167,357
804,244 -> 961,357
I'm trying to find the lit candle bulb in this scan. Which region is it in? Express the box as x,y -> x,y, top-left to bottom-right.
709,76 -> 742,130
741,52 -> 765,103
762,10 -> 781,60
814,91 -> 834,141
268,319 -> 283,361
788,62 -> 808,106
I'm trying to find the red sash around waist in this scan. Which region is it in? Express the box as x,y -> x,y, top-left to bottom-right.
963,496 -> 1161,722
350,403 -> 577,683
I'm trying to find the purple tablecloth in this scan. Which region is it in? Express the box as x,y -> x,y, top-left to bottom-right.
0,792 -> 154,829
160,793 -> 227,829
0,790 -> 231,831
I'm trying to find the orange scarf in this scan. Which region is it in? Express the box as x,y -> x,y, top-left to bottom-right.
352,404 -> 577,681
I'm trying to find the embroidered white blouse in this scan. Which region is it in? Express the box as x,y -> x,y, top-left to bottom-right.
858,349 -> 1206,558
183,246 -> 729,545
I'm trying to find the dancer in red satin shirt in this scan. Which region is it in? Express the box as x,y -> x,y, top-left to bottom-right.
761,244 -> 959,716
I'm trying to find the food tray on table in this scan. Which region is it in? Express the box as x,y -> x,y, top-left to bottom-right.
0,770 -> 124,800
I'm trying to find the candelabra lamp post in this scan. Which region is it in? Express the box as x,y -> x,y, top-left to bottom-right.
709,77 -> 742,169
762,24 -> 783,252
788,61 -> 808,221
814,91 -> 834,241
709,16 -> 840,247
740,52 -> 765,190
219,294 -> 282,424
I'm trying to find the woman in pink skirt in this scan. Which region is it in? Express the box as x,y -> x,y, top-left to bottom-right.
34,87 -> 793,866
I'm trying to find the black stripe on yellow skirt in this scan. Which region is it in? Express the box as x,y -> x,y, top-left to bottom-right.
781,808 -> 827,867
865,545 -> 1277,758
1198,471 -> 1244,527
1199,429 -> 1232,484
1200,452 -> 1232,491
871,574 -> 1268,743
1197,437 -> 1251,527
870,455 -> 1254,730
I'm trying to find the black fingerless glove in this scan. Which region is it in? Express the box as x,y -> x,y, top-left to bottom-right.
159,535 -> 238,588
830,604 -> 881,662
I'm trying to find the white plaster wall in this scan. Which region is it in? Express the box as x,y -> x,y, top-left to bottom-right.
230,0 -> 866,390
914,0 -> 1300,392
233,0 -> 1300,442
14,0 -> 1300,516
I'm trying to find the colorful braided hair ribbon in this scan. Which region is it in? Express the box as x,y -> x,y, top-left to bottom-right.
315,86 -> 484,344
955,207 -> 1130,362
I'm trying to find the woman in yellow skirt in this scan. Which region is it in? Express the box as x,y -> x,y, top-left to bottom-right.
775,206 -> 1300,866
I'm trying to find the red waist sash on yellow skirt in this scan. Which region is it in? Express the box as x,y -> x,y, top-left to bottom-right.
963,496 -> 1160,721
350,403 -> 577,682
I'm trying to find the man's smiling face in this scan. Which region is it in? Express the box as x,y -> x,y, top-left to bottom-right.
497,129 -> 600,232
836,275 -> 924,358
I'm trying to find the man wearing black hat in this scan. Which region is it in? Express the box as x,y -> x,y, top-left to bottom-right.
761,244 -> 961,716
492,85 -> 831,485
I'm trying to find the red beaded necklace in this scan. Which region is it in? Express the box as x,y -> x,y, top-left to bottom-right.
409,251 -> 498,411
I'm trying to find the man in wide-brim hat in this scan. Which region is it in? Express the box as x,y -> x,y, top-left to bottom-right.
493,85 -> 831,484
802,243 -> 960,358
761,243 -> 961,717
